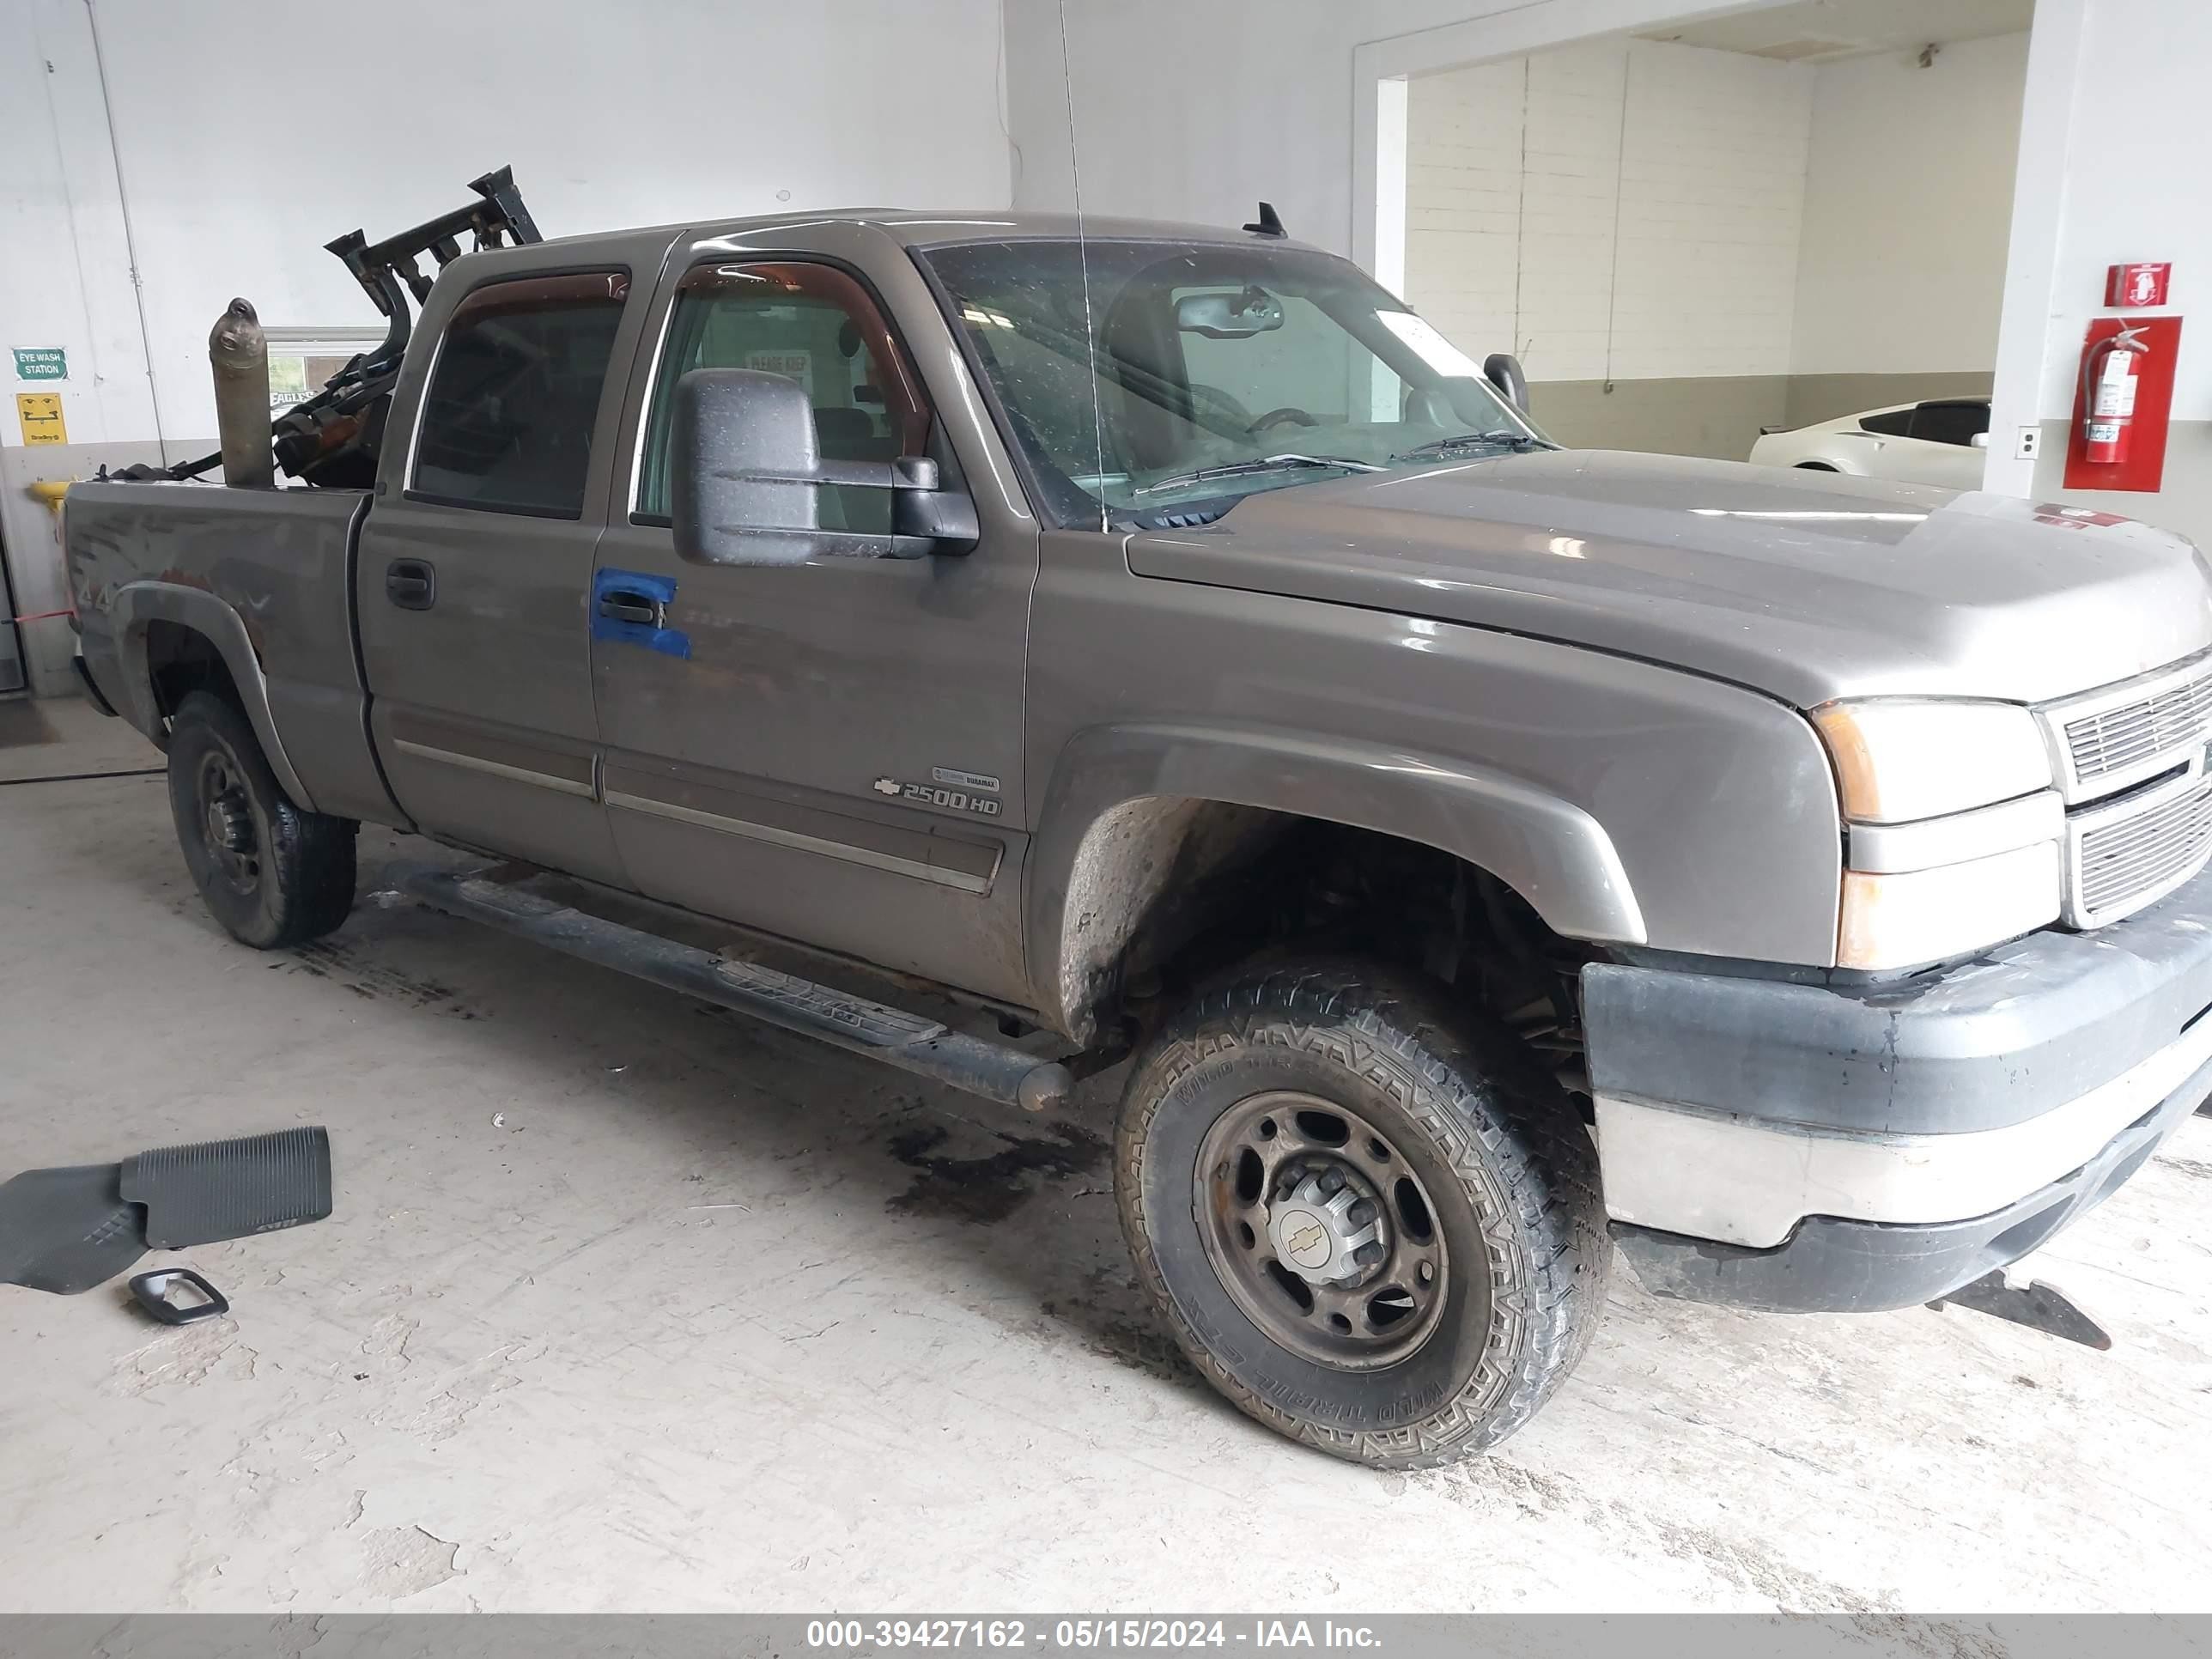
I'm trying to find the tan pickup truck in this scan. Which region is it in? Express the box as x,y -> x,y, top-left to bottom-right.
64,198 -> 2212,1466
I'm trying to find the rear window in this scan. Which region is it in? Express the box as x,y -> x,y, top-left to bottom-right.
1910,400 -> 1990,447
410,270 -> 629,517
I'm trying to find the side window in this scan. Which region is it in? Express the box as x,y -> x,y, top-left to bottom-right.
410,271 -> 629,517
1909,400 -> 1991,448
635,262 -> 932,532
1857,407 -> 1916,438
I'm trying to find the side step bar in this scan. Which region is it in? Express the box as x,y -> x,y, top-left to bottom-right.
389,863 -> 1074,1113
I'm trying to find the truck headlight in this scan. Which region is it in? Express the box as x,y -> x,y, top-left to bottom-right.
1814,699 -> 2062,969
1811,699 -> 2051,823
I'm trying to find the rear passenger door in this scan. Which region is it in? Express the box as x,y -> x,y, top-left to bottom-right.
357,266 -> 644,884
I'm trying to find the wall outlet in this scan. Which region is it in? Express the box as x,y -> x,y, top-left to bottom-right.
2014,426 -> 2042,461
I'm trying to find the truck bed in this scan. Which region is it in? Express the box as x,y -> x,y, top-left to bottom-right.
68,481 -> 396,824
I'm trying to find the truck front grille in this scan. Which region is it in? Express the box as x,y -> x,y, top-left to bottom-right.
2040,648 -> 2212,927
2064,667 -> 2212,786
2064,772 -> 2212,927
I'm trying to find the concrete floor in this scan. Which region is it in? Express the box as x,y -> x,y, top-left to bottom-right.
3,696 -> 2210,1613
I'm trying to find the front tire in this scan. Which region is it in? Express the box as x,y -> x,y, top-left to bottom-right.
1115,960 -> 1610,1467
166,690 -> 357,949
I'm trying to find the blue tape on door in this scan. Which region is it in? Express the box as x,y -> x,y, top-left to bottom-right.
592,568 -> 691,660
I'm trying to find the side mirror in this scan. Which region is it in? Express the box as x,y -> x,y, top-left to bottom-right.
670,368 -> 977,565
1970,430 -> 1991,449
1483,352 -> 1530,415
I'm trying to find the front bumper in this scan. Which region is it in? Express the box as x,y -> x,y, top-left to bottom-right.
1583,865 -> 2212,1311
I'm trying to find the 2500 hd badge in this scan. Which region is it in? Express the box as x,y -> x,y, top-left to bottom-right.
873,772 -> 1004,816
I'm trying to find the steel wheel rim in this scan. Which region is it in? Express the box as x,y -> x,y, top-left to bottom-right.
1193,1090 -> 1451,1371
195,747 -> 261,895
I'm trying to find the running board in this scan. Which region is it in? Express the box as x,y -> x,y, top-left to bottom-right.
388,862 -> 1074,1113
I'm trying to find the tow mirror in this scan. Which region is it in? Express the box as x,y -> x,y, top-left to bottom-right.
669,368 -> 978,565
1483,352 -> 1530,415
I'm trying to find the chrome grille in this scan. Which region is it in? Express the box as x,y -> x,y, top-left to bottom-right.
2066,773 -> 2212,927
2057,654 -> 2212,793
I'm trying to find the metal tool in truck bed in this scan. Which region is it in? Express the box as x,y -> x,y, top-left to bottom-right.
113,167 -> 541,490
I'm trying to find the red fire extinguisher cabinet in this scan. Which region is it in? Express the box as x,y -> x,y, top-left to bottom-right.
2064,313 -> 2184,492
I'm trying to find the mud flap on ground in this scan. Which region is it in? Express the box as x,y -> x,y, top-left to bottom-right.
0,1127 -> 331,1295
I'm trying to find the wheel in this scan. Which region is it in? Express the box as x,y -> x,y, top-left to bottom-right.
1115,959 -> 1610,1467
166,690 -> 357,949
1249,406 -> 1318,434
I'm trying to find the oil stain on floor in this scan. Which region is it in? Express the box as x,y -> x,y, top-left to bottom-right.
884,1119 -> 1107,1225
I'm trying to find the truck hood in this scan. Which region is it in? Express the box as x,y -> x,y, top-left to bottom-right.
1124,450 -> 2212,708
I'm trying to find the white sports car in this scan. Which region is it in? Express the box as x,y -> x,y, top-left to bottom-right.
1749,397 -> 1990,489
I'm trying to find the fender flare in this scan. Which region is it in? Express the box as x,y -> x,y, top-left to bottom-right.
110,580 -> 318,811
1027,721 -> 1647,1041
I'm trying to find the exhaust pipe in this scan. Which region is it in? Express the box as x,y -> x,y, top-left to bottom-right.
208,298 -> 273,489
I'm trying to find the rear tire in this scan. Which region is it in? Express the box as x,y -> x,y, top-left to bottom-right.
1115,958 -> 1610,1467
166,690 -> 357,949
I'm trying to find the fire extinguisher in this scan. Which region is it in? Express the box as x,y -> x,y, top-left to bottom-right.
2081,323 -> 2151,465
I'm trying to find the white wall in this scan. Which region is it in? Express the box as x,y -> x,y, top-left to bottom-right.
0,3 -> 160,459
0,0 -> 1012,694
1405,39 -> 1812,385
1997,0 -> 2212,436
1004,0 -> 1769,261
2,0 -> 1014,455
1791,32 -> 2029,377
1981,0 -> 2212,544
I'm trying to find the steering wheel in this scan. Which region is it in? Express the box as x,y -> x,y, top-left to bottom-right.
1249,406 -> 1318,434
1189,383 -> 1252,423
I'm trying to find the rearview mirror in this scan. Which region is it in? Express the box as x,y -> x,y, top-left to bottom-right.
669,368 -> 978,565
1175,285 -> 1285,339
1483,352 -> 1529,415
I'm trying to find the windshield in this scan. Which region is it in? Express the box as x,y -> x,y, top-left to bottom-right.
917,239 -> 1549,527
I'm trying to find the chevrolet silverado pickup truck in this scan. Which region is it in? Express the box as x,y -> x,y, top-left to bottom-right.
64,203 -> 2212,1468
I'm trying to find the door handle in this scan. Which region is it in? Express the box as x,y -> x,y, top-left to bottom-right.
597,589 -> 665,628
386,559 -> 436,610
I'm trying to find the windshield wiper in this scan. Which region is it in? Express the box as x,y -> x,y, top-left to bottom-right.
1391,431 -> 1552,463
1133,453 -> 1385,496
